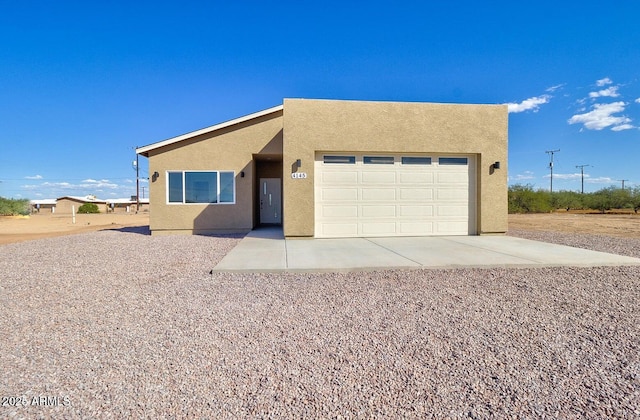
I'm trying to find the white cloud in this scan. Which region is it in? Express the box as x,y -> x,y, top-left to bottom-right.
589,86 -> 620,98
506,94 -> 551,113
546,84 -> 565,92
596,77 -> 613,86
635,98 -> 640,104
80,179 -> 119,189
25,174 -> 43,180
611,123 -> 636,131
586,176 -> 615,184
511,171 -> 535,181
550,173 -> 588,180
568,101 -> 633,131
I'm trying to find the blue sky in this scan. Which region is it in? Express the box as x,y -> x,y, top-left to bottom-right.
1,1 -> 639,199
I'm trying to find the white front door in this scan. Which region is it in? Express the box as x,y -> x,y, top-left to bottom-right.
260,178 -> 282,224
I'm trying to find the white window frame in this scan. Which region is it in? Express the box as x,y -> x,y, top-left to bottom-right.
166,170 -> 235,205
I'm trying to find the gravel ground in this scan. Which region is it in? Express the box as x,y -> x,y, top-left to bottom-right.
508,229 -> 640,259
1,228 -> 639,418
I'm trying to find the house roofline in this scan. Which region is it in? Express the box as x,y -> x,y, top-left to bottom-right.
136,104 -> 284,157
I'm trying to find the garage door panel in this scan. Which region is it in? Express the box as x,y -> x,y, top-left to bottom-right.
322,171 -> 358,183
400,205 -> 434,217
399,172 -> 433,184
315,153 -> 475,237
400,188 -> 433,200
361,205 -> 396,217
322,205 -> 358,218
399,222 -> 433,234
362,222 -> 396,235
437,205 -> 468,217
362,188 -> 396,201
322,188 -> 358,201
435,188 -> 467,200
361,171 -> 396,184
436,221 -> 469,234
322,223 -> 358,236
437,172 -> 468,183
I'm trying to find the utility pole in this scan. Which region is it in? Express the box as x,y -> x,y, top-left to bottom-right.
132,151 -> 140,212
618,179 -> 629,190
575,164 -> 590,194
545,149 -> 560,193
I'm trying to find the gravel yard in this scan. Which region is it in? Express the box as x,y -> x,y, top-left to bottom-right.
1,228 -> 639,418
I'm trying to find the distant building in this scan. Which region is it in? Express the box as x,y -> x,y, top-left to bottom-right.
106,197 -> 149,213
30,199 -> 57,213
55,195 -> 107,214
30,195 -> 149,214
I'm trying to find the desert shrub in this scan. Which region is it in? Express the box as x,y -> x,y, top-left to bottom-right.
0,197 -> 30,215
552,190 -> 585,211
632,187 -> 640,213
508,184 -> 553,213
584,187 -> 631,213
77,203 -> 100,214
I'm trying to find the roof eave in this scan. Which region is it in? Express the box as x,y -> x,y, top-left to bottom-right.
136,104 -> 284,157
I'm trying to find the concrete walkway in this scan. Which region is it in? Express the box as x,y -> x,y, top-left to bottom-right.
213,227 -> 640,272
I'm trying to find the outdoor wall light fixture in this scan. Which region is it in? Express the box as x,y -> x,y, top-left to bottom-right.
153,171 -> 160,177
240,171 -> 245,177
296,159 -> 302,168
493,161 -> 501,170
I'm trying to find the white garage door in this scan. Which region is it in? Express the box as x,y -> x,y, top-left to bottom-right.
314,153 -> 476,238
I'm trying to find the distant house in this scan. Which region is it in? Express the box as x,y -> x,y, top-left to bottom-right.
106,197 -> 150,213
29,195 -> 149,214
30,199 -> 57,213
55,195 -> 107,214
137,98 -> 508,238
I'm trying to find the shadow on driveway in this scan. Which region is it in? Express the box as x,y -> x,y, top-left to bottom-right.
103,225 -> 151,236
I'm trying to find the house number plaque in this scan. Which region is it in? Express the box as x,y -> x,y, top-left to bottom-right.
291,172 -> 307,179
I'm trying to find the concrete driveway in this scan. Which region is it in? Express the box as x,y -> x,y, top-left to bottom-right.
213,227 -> 640,272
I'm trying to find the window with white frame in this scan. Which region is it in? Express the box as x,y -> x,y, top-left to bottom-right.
167,171 -> 235,204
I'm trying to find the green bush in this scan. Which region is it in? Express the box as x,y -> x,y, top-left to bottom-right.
585,187 -> 632,213
508,184 -> 553,213
552,190 -> 585,211
509,185 -> 639,214
77,203 -> 100,214
0,197 -> 30,216
632,187 -> 640,213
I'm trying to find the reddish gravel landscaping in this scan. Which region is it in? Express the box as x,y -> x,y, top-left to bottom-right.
1,220 -> 639,418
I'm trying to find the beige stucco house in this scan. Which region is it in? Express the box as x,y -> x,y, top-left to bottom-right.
137,98 -> 508,238
55,196 -> 107,214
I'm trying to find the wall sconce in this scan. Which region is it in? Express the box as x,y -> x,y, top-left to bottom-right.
153,171 -> 159,177
240,171 -> 245,178
493,161 -> 501,170
296,159 -> 302,168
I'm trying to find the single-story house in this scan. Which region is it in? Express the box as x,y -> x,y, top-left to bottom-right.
30,199 -> 57,213
54,196 -> 150,214
136,98 -> 508,238
55,195 -> 107,214
106,197 -> 150,213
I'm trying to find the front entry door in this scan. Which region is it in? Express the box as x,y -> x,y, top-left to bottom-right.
260,178 -> 282,224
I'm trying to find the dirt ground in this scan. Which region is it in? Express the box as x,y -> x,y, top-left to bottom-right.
1,211 -> 639,245
508,211 -> 640,238
0,212 -> 150,245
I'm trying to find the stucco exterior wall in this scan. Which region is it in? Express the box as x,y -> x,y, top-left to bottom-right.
282,99 -> 508,237
146,111 -> 283,235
